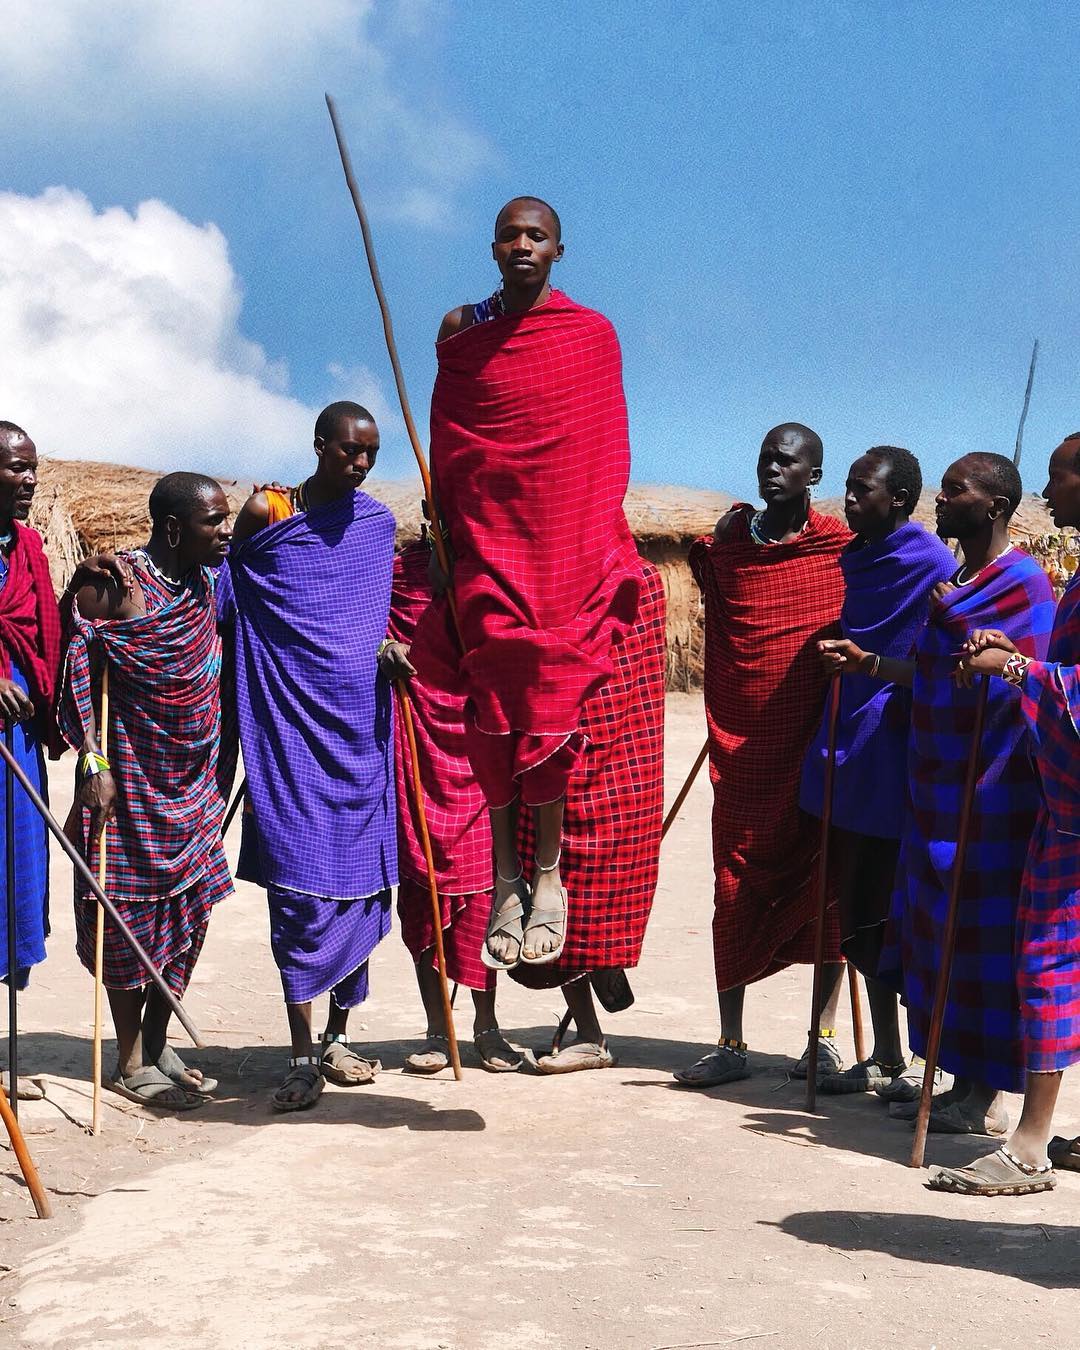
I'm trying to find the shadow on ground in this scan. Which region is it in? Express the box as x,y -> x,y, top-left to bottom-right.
769,1209 -> 1080,1289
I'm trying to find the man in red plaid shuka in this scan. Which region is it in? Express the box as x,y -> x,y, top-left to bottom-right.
932,433 -> 1080,1197
413,197 -> 641,983
675,425 -> 851,1090
61,474 -> 233,1112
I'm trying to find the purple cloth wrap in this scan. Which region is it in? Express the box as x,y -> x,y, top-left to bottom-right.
225,491 -> 398,902
800,521 -> 955,838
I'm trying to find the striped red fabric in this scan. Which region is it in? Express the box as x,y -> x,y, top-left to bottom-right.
413,289 -> 641,738
692,506 -> 850,992
511,562 -> 667,990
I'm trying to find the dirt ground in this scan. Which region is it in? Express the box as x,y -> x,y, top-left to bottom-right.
1,693 -> 1078,1349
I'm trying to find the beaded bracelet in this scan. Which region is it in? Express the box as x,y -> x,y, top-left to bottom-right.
1002,653 -> 1031,687
78,751 -> 110,777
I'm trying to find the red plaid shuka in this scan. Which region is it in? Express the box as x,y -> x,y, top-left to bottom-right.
1017,572 -> 1080,1072
59,556 -> 230,905
413,289 -> 642,738
390,542 -> 494,992
511,562 -> 667,991
0,522 -> 61,746
692,506 -> 850,992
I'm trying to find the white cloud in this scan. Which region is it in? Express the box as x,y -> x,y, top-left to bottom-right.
2,1 -> 494,223
0,187 -> 324,478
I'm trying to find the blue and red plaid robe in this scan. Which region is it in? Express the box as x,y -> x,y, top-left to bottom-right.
880,547 -> 1055,1092
60,556 -> 231,991
1016,571 -> 1080,1073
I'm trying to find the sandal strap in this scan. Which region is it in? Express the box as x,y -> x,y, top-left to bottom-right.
321,1033 -> 350,1047
717,1037 -> 748,1057
999,1145 -> 1053,1176
535,849 -> 562,873
496,863 -> 524,884
289,1055 -> 320,1067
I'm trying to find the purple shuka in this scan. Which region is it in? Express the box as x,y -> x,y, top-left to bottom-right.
224,490 -> 398,1006
800,520 -> 956,838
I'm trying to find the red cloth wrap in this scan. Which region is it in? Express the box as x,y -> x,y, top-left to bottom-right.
692,506 -> 850,991
512,561 -> 667,989
413,289 -> 642,736
0,524 -> 61,745
390,543 -> 495,991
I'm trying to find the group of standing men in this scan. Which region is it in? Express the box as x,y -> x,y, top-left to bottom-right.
675,422 -> 1080,1197
2,196 -> 1079,1196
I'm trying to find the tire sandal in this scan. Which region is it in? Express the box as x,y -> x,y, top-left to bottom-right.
820,1058 -> 905,1095
928,1145 -> 1056,1196
482,867 -> 529,971
536,1040 -> 616,1074
404,1034 -> 451,1076
920,1100 -> 1008,1137
474,1027 -> 523,1073
320,1033 -> 380,1086
1048,1135 -> 1080,1172
520,850 -> 568,967
673,1039 -> 751,1088
108,1065 -> 206,1112
792,1030 -> 843,1081
271,1056 -> 324,1113
156,1044 -> 218,1095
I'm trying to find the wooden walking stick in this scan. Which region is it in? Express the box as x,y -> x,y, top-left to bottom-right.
4,722 -> 18,1121
0,1080 -> 50,1219
326,92 -> 464,1077
0,738 -> 204,1047
806,674 -> 842,1111
221,778 -> 246,839
848,964 -> 867,1066
91,665 -> 109,1135
911,675 -> 990,1168
398,689 -> 462,1080
661,739 -> 709,842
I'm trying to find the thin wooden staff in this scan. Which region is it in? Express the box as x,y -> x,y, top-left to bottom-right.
0,1080 -> 50,1219
4,722 -> 17,1122
1013,338 -> 1039,469
911,675 -> 990,1168
397,685 -> 462,1079
806,674 -> 842,1112
848,964 -> 867,1066
222,779 -> 246,839
325,92 -> 460,635
325,91 -> 462,1075
661,739 -> 709,841
0,738 -> 204,1048
91,665 -> 109,1136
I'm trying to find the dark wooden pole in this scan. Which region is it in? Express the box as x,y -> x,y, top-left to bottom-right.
910,676 -> 990,1168
806,675 -> 842,1111
661,739 -> 710,842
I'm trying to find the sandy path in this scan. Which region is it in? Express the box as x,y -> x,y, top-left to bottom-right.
1,694 -> 1078,1348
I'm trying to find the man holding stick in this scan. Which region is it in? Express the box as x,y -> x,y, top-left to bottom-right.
876,453 -> 1054,1136
225,402 -> 397,1112
675,424 -> 851,1089
0,422 -> 61,1098
414,197 -> 642,975
803,446 -> 954,1097
61,473 -> 233,1110
930,434 -> 1080,1193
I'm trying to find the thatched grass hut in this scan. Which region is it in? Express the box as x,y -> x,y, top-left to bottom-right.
31,458 -> 1078,688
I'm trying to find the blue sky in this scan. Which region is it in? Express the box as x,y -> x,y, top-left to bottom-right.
2,2 -> 1078,500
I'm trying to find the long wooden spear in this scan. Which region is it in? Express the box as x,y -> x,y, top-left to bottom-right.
325,92 -> 462,1079
806,674 -> 841,1112
910,676 -> 990,1168
1013,338 -> 1039,469
91,666 -> 109,1135
0,1081 -> 50,1218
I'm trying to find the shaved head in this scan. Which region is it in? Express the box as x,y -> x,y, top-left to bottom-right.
0,421 -> 31,455
495,197 -> 561,242
149,471 -> 223,526
763,422 -> 823,468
